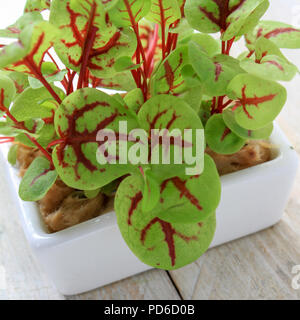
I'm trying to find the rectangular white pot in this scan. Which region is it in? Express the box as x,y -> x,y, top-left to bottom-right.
0,124 -> 298,295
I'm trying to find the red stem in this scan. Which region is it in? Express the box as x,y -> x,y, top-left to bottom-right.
47,138 -> 66,150
77,26 -> 97,89
25,58 -> 62,104
145,24 -> 159,77
67,71 -> 76,95
158,0 -> 166,59
47,50 -> 68,90
247,50 -> 255,58
221,99 -> 233,110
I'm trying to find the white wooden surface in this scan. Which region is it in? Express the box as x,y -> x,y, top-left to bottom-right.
1,0 -> 300,300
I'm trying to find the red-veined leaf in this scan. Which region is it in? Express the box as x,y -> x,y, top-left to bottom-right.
228,73 -> 287,130
115,174 -> 217,269
50,0 -> 137,78
52,87 -> 138,190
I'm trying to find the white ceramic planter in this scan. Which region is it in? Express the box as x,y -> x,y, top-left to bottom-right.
0,125 -> 298,295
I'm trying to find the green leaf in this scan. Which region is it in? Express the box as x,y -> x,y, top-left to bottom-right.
7,144 -> 18,165
0,12 -> 43,38
240,55 -> 297,81
16,123 -> 57,148
101,179 -> 119,196
185,0 -> 264,38
151,45 -> 188,95
246,20 -> 300,50
10,86 -> 63,121
52,87 -> 138,190
222,0 -> 266,40
114,56 -> 140,72
108,0 -> 151,27
141,169 -> 160,213
50,0 -> 137,78
0,74 -> 17,108
138,94 -> 205,180
84,188 -> 101,199
235,0 -> 269,37
124,88 -> 144,113
157,154 -> 221,223
115,174 -> 217,269
0,21 -> 59,74
4,71 -> 30,95
92,72 -> 136,91
179,86 -> 203,112
198,100 -> 212,126
146,0 -> 181,27
28,62 -> 68,88
205,114 -> 246,154
222,106 -> 273,140
19,157 -> 58,201
181,64 -> 202,88
189,41 -> 244,96
190,33 -> 221,57
228,73 -> 287,130
24,0 -> 51,12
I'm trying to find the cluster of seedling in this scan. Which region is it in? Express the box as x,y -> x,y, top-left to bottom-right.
0,0 -> 299,269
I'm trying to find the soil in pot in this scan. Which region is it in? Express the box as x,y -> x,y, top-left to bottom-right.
15,140 -> 272,233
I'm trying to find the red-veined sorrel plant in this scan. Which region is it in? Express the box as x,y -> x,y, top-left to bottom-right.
0,0 -> 299,269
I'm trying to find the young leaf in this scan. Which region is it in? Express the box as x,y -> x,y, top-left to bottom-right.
222,106 -> 273,140
10,86 -> 63,121
151,45 -> 188,95
52,88 -> 138,190
115,174 -> 217,269
114,56 -> 140,72
50,0 -> 137,78
189,41 -> 244,96
124,88 -> 144,113
108,0 -> 151,28
19,157 -> 58,201
16,123 -> 57,148
28,62 -> 68,88
246,20 -> 300,50
205,114 -> 246,154
7,144 -> 18,165
228,73 -> 287,130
